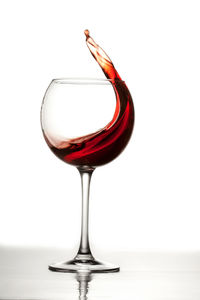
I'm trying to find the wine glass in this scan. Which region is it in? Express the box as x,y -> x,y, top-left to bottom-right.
41,77 -> 134,272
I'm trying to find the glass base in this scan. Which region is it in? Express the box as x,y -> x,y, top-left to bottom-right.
49,256 -> 120,273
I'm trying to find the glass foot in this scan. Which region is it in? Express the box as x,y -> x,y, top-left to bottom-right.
49,256 -> 120,273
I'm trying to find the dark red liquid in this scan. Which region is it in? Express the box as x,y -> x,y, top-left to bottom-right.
45,30 -> 134,168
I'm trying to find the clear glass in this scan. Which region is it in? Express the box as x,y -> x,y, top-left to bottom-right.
41,78 -> 120,272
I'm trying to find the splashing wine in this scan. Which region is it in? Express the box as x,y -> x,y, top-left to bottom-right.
44,30 -> 134,167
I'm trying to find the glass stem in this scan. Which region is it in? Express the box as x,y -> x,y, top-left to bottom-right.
76,167 -> 95,260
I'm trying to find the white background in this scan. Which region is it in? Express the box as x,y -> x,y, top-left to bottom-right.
0,0 -> 200,252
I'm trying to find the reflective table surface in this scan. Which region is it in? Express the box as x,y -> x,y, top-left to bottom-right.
0,247 -> 200,299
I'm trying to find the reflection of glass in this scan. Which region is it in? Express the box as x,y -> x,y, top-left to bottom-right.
76,270 -> 92,300
41,78 -> 133,272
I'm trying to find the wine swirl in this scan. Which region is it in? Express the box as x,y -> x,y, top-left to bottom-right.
46,30 -> 134,167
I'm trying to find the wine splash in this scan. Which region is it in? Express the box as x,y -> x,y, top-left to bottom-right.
46,30 -> 134,167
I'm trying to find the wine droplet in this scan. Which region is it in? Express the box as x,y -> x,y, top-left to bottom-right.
84,29 -> 90,38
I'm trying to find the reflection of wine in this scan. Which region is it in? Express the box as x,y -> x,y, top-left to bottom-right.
45,30 -> 134,167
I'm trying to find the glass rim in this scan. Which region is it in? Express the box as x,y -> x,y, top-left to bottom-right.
51,77 -> 125,85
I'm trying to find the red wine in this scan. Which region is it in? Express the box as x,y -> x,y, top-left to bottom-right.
45,30 -> 134,167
